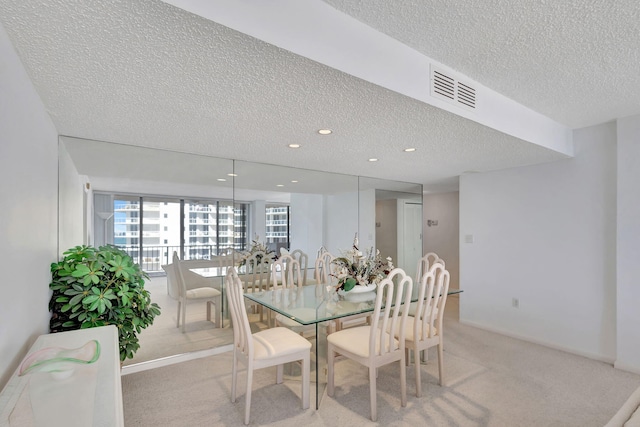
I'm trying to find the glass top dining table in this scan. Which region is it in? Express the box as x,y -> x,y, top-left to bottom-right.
244,282 -> 462,409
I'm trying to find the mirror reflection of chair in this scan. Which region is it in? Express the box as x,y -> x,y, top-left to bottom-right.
242,250 -> 274,324
289,249 -> 309,286
396,263 -> 450,397
226,267 -> 311,425
272,255 -> 316,336
415,252 -> 445,284
327,268 -> 414,422
172,252 -> 222,333
313,250 -> 334,285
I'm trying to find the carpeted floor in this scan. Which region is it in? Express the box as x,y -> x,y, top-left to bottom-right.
124,276 -> 234,366
121,312 -> 640,426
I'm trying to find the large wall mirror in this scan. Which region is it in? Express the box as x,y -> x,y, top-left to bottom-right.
58,136 -> 422,366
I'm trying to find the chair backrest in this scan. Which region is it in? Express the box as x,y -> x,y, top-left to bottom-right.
415,252 -> 445,284
413,263 -> 450,341
243,250 -> 274,293
317,246 -> 328,258
226,267 -> 254,360
289,249 -> 309,286
212,251 -> 235,269
272,254 -> 302,289
369,268 -> 413,358
314,251 -> 334,285
161,262 -> 180,300
171,251 -> 188,299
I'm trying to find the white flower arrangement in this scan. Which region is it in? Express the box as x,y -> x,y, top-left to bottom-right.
331,242 -> 394,292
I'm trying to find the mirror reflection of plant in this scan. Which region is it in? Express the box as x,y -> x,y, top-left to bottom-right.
49,245 -> 161,362
237,237 -> 276,267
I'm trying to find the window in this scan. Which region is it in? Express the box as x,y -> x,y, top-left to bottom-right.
265,204 -> 289,252
102,193 -> 250,272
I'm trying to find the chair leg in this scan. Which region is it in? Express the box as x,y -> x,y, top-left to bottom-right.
400,356 -> 407,407
437,341 -> 445,386
206,301 -> 212,322
369,366 -> 378,422
176,301 -> 181,328
244,368 -> 253,425
231,351 -> 238,403
276,364 -> 283,384
217,297 -> 222,327
327,345 -> 335,397
301,354 -> 310,409
414,347 -> 422,397
180,299 -> 186,333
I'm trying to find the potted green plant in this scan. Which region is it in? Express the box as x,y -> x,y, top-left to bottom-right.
48,245 -> 161,362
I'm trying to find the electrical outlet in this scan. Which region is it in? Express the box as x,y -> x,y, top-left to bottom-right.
512,298 -> 519,308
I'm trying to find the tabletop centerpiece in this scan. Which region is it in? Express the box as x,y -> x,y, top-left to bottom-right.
331,234 -> 394,294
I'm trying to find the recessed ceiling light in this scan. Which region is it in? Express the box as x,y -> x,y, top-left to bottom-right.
368,158 -> 378,162
227,173 -> 237,177
276,184 -> 284,187
318,129 -> 332,135
404,148 -> 416,152
217,178 -> 226,182
288,144 -> 301,148
291,180 -> 298,183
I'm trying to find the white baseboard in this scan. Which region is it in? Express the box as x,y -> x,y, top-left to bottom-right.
458,319 -> 615,366
121,344 -> 233,376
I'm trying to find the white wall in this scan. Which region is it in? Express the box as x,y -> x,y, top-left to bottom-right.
325,191 -> 359,256
290,193 -> 324,261
376,199 -> 397,261
0,23 -> 59,388
358,188 -> 376,252
423,192 -> 460,290
615,115 -> 640,372
58,143 -> 86,250
460,122 -> 617,362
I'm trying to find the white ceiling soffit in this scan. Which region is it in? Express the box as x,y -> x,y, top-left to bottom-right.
162,0 -> 573,157
0,0 -> 573,193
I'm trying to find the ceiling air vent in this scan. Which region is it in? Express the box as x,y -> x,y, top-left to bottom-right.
430,65 -> 476,111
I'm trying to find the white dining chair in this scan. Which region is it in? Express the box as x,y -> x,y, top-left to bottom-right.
327,267 -> 413,422
395,262 -> 450,397
226,267 -> 311,425
242,250 -> 274,323
172,251 -> 222,332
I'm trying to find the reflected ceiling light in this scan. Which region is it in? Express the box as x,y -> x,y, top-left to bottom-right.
368,158 -> 378,162
227,173 -> 237,177
318,129 -> 332,135
217,178 -> 226,182
291,180 -> 298,183
404,148 -> 416,152
276,184 -> 284,187
288,144 -> 301,148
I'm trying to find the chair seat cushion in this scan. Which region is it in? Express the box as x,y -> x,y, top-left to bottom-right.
327,326 -> 398,358
252,327 -> 311,360
392,316 -> 438,342
407,302 -> 437,318
186,287 -> 220,299
275,308 -> 318,327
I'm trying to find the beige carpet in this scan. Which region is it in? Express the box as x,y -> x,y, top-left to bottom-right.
121,313 -> 640,426
124,276 -> 235,366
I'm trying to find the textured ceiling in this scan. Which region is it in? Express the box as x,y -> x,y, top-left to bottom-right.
2,1 -> 631,192
324,0 -> 640,129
